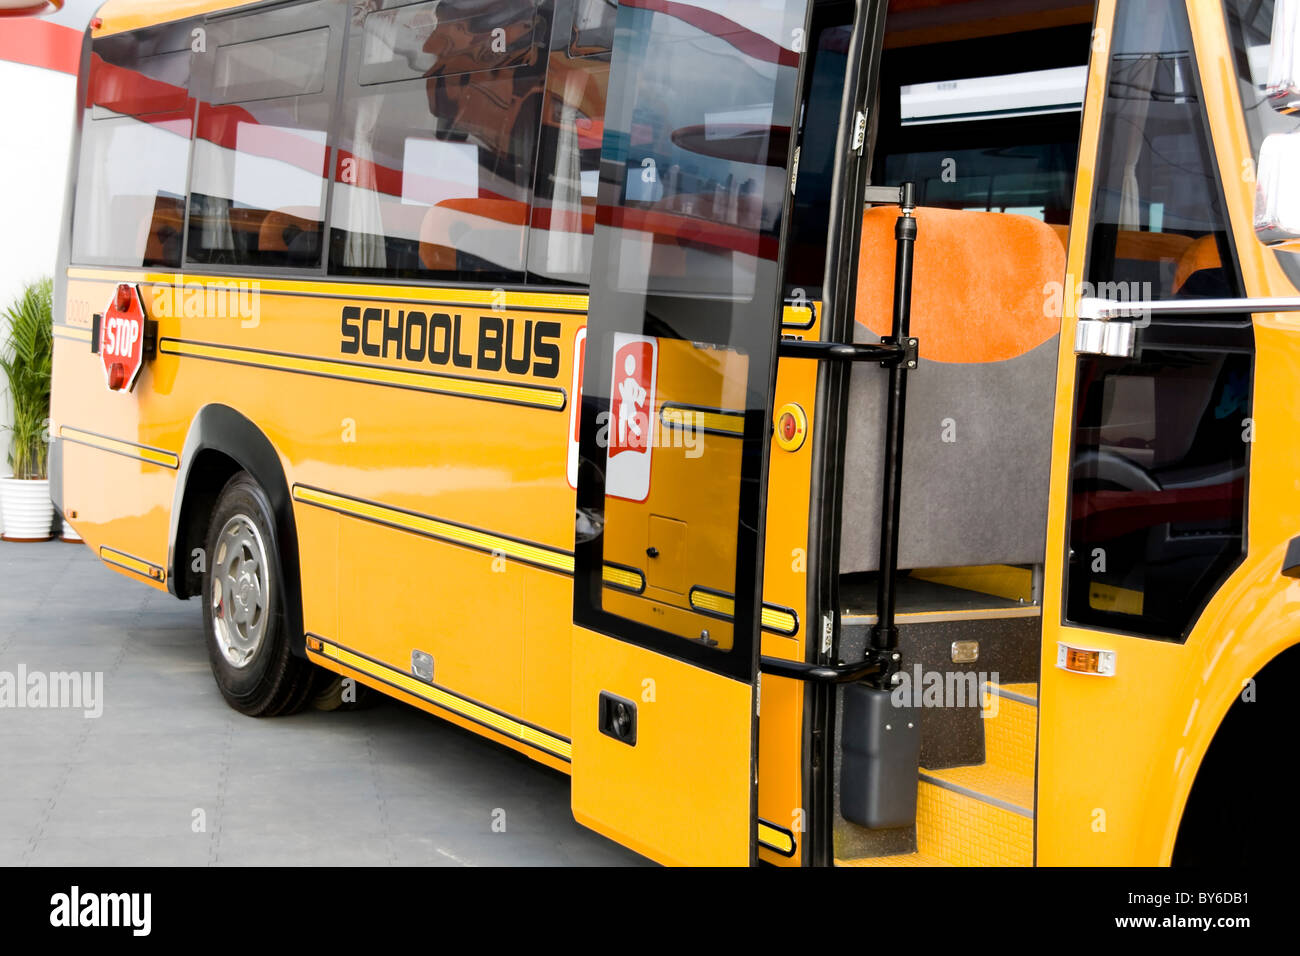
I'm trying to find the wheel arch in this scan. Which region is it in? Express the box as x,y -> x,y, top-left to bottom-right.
1168,638 -> 1300,865
167,404 -> 305,658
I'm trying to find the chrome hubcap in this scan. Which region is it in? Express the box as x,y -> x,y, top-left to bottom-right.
210,514 -> 272,669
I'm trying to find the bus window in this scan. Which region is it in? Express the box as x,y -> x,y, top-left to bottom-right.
186,1 -> 342,269
1065,0 -> 1251,641
569,0 -> 616,57
529,0 -> 609,284
1084,0 -> 1241,300
72,27 -> 194,269
872,25 -> 1088,231
596,0 -> 796,301
328,0 -> 547,282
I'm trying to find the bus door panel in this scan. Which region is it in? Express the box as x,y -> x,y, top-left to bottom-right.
570,0 -> 811,865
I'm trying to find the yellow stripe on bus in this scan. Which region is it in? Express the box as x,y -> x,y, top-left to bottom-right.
318,641 -> 572,760
99,546 -> 164,582
60,426 -> 180,469
293,485 -> 573,572
293,484 -> 643,593
688,588 -> 799,636
158,339 -> 566,411
53,325 -> 92,343
601,564 -> 645,592
660,404 -> 745,436
758,821 -> 796,855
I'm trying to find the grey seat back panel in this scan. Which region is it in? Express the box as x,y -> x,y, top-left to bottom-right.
839,334 -> 1059,573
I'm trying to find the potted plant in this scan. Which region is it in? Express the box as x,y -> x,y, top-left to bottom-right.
0,277 -> 55,542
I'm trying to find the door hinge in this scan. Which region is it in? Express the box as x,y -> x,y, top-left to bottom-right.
851,110 -> 867,154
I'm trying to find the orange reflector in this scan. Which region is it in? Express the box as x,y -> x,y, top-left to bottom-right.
306,636 -> 324,652
1056,642 -> 1116,677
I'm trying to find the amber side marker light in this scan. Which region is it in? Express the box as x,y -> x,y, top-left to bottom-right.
1056,642 -> 1116,677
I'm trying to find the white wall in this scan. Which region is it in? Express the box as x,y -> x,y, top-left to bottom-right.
0,0 -> 97,460
0,60 -> 76,460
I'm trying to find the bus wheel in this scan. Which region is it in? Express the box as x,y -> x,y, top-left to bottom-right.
202,472 -> 314,717
309,672 -> 376,712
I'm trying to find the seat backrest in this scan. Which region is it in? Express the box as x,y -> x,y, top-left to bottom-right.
1173,234 -> 1222,292
258,206 -> 321,253
418,197 -> 527,272
840,206 -> 1065,572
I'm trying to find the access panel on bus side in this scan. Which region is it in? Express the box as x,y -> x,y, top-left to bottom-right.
570,0 -> 811,866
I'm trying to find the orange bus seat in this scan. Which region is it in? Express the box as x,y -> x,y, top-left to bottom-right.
841,206 -> 1065,572
258,207 -> 321,254
1173,234 -> 1223,292
418,197 -> 527,273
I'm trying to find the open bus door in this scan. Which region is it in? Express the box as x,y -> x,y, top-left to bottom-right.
568,0 -> 816,866
568,0 -> 906,866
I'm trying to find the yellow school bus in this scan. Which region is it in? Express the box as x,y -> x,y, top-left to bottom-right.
48,0 -> 1300,866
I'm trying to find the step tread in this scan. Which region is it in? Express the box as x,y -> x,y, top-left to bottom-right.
920,763 -> 1034,816
837,852 -> 952,867
917,776 -> 1033,866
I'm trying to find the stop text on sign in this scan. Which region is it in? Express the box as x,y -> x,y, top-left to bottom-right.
103,315 -> 140,359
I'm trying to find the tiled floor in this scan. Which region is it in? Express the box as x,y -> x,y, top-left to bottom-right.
0,541 -> 646,866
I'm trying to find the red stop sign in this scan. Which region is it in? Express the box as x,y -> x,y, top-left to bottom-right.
100,283 -> 146,392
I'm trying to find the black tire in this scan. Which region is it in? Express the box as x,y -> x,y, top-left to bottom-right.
201,471 -> 314,717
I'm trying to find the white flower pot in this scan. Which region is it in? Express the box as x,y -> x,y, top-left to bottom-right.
61,516 -> 82,543
0,477 -> 56,542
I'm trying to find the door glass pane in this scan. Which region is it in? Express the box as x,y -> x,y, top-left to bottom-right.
1065,0 -> 1253,641
574,0 -> 806,677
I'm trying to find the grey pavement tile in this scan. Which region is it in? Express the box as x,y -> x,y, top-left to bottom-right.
25,835 -> 212,866
0,542 -> 649,866
0,798 -> 52,839
41,797 -> 212,841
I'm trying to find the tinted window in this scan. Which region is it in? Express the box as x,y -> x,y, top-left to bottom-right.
187,1 -> 342,269
328,0 -> 547,281
1085,1 -> 1240,300
359,0 -> 541,85
1065,0 -> 1252,641
213,29 -> 330,102
784,15 -> 849,294
72,28 -> 194,268
597,0 -> 798,300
